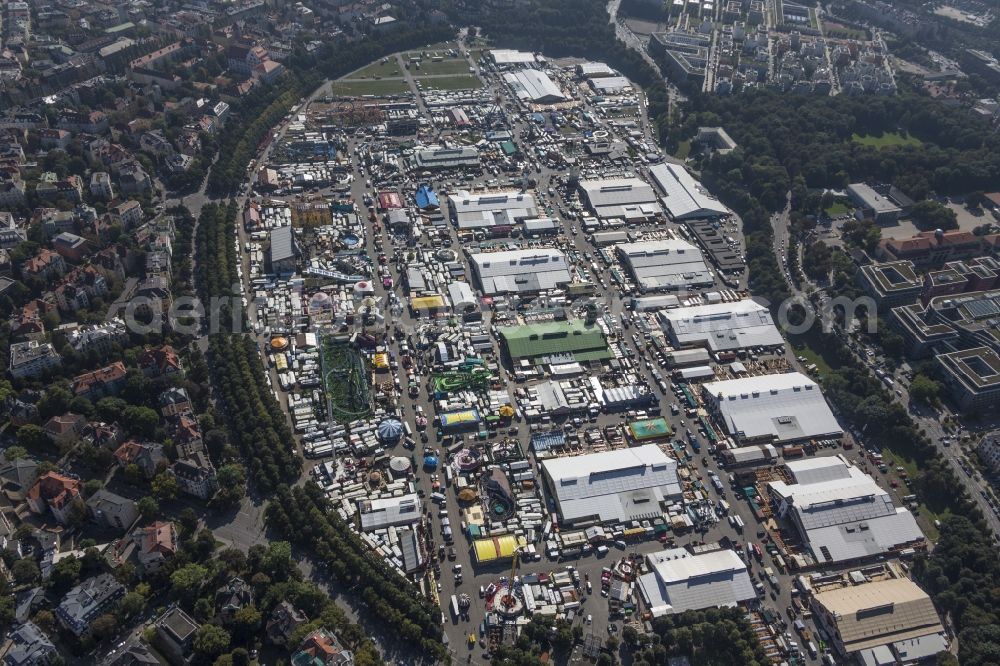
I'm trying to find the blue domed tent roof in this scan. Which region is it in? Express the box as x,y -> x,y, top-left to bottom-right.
423,454 -> 439,469
377,418 -> 403,443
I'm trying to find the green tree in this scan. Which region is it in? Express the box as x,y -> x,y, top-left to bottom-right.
3,446 -> 28,461
16,425 -> 49,451
138,496 -> 160,518
170,563 -> 208,605
194,625 -> 231,662
49,556 -> 81,595
152,472 -> 179,500
11,558 -> 39,585
123,405 -> 160,438
118,591 -> 146,620
909,374 -> 941,406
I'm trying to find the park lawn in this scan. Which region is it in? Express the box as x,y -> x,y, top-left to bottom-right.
674,140 -> 691,159
789,329 -> 841,380
351,58 -> 402,78
331,78 -> 410,96
413,58 -> 475,76
824,201 -> 851,216
852,131 -> 922,148
418,75 -> 483,90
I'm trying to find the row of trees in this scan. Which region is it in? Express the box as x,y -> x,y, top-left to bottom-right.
208,335 -> 300,494
631,608 -> 771,665
195,202 -> 239,314
265,484 -> 446,661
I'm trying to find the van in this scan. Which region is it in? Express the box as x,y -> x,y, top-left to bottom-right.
430,492 -> 446,504
596,545 -> 609,556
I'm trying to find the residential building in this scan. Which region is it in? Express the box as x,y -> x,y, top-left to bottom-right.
291,629 -> 354,666
137,345 -> 183,378
90,172 -> 114,200
110,200 -> 143,228
27,472 -> 82,524
52,233 -> 89,263
43,412 -> 87,445
0,212 -> 26,249
113,440 -> 165,479
159,387 -> 192,418
139,130 -> 174,158
86,489 -> 139,531
133,521 -> 178,574
266,600 -> 308,646
172,453 -> 217,500
119,163 -> 152,194
154,607 -> 199,665
0,458 -> 38,502
67,319 -> 129,356
977,431 -> 1000,474
9,340 -> 61,378
215,577 -> 253,623
70,361 -> 127,399
98,641 -> 161,666
56,574 -> 125,636
21,248 -> 66,281
1,621 -> 57,665
35,173 -> 83,203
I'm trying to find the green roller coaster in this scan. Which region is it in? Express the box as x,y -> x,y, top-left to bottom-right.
321,336 -> 371,422
433,360 -> 494,395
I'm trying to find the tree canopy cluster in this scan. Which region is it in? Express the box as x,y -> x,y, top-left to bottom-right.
265,484 -> 446,661
913,516 -> 1000,665
209,335 -> 300,494
195,202 -> 239,320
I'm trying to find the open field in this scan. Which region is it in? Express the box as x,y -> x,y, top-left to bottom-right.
852,131 -> 922,148
411,58 -> 474,76
331,78 -> 410,96
824,201 -> 851,216
350,58 -> 402,78
417,75 -> 483,90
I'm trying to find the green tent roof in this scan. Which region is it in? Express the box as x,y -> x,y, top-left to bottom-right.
628,418 -> 672,440
499,320 -> 612,364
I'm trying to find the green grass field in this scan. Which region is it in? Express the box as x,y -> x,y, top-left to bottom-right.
331,78 -> 410,96
412,58 -> 474,76
350,58 -> 402,78
674,140 -> 691,160
417,75 -> 482,90
852,132 -> 922,148
824,201 -> 851,216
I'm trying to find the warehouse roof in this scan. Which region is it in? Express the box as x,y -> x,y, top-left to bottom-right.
413,146 -> 480,169
503,69 -> 566,103
638,547 -> 756,617
579,178 -> 662,220
357,493 -> 422,531
541,444 -> 682,524
648,163 -> 728,220
269,226 -> 297,263
703,372 -> 842,444
618,239 -> 713,292
499,319 -> 612,364
489,49 -> 537,65
470,248 -> 572,295
812,578 -> 944,653
659,299 -> 785,352
448,191 -> 538,229
770,456 -> 925,564
589,76 -> 632,92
